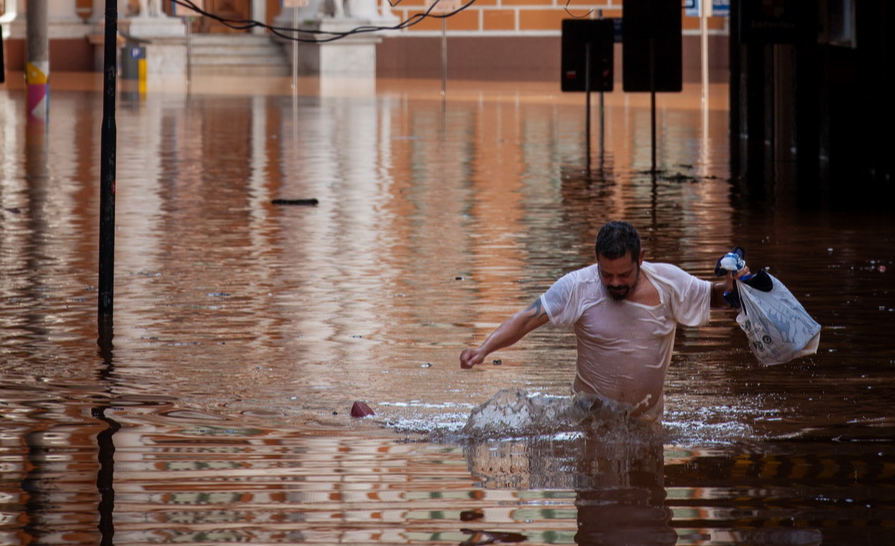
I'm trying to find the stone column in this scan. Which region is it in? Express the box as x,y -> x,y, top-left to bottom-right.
48,0 -> 86,38
89,0 -> 104,23
0,2 -> 18,37
8,0 -> 89,39
25,0 -> 49,120
273,0 -> 398,79
251,0 -> 267,35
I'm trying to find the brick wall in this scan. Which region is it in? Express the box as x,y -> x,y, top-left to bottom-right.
387,1 -> 728,35
378,2 -> 731,82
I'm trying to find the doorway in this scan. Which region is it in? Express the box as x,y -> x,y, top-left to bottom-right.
165,0 -> 252,33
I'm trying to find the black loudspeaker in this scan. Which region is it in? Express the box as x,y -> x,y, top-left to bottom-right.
622,0 -> 682,92
561,19 -> 615,93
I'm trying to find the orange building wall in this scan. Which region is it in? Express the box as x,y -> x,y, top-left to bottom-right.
0,3 -> 731,82
378,3 -> 731,82
388,3 -> 728,34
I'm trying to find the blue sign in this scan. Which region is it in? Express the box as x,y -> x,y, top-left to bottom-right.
713,0 -> 730,16
686,0 -> 730,17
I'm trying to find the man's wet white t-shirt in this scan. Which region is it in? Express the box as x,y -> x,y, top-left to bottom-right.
540,261 -> 712,422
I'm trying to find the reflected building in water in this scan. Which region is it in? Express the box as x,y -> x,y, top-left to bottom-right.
2,3 -> 894,546
2,2 -> 891,194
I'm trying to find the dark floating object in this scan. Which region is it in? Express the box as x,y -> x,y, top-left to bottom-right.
460,529 -> 527,545
350,401 -> 375,418
272,198 -> 319,206
460,509 -> 484,522
492,360 -> 502,366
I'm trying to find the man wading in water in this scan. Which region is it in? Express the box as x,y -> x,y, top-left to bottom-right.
460,220 -> 750,424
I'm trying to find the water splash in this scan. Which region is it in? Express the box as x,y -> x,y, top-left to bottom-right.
461,388 -> 649,439
451,389 -> 668,490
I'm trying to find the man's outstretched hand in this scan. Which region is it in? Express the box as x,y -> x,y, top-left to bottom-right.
460,349 -> 484,369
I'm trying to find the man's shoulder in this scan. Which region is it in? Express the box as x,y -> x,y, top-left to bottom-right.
543,264 -> 604,320
642,261 -> 694,278
558,264 -> 600,284
548,264 -> 601,296
642,261 -> 711,299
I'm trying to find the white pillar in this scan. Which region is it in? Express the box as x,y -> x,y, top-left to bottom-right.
48,0 -> 84,31
8,0 -> 86,39
251,0 -> 267,35
90,0 -> 104,23
50,0 -> 81,19
0,2 -> 17,39
349,0 -> 378,19
380,0 -> 396,20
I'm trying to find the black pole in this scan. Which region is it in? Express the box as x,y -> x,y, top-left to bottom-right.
94,405 -> 119,546
597,10 -> 604,169
96,293 -> 117,546
98,0 -> 117,335
585,42 -> 592,175
650,38 -> 657,173
599,75 -> 604,167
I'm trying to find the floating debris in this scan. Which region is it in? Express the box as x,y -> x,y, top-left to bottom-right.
351,401 -> 375,417
460,528 -> 526,546
460,509 -> 484,522
272,198 -> 319,206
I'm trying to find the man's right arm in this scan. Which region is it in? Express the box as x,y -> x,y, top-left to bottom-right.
460,298 -> 551,369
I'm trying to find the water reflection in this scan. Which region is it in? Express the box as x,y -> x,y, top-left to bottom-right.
1,75 -> 893,545
462,428 -> 837,546
464,411 -> 676,545
459,390 -> 823,546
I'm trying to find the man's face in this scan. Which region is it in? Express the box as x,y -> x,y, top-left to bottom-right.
597,252 -> 642,301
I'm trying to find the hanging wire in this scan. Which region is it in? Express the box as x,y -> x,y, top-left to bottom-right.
171,0 -> 478,44
561,0 -> 593,19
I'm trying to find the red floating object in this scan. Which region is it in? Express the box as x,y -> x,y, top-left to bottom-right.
350,401 -> 374,417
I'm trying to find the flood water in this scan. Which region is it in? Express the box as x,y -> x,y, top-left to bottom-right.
1,73 -> 893,545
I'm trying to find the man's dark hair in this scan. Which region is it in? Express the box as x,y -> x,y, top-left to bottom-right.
595,221 -> 641,260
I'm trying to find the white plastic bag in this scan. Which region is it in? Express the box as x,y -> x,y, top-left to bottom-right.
735,273 -> 821,366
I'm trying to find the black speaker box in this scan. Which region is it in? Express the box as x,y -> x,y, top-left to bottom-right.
622,0 -> 682,92
561,19 -> 615,93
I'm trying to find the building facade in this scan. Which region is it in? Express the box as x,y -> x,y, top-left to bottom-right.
0,0 -> 731,82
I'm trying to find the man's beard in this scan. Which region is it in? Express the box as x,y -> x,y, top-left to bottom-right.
607,285 -> 630,300
606,268 -> 639,301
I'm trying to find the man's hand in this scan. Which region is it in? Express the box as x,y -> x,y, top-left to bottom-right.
458,298 -> 549,369
712,265 -> 753,308
460,348 -> 484,369
728,266 -> 751,289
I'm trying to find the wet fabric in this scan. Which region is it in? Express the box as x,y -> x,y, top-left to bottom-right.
540,262 -> 711,422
